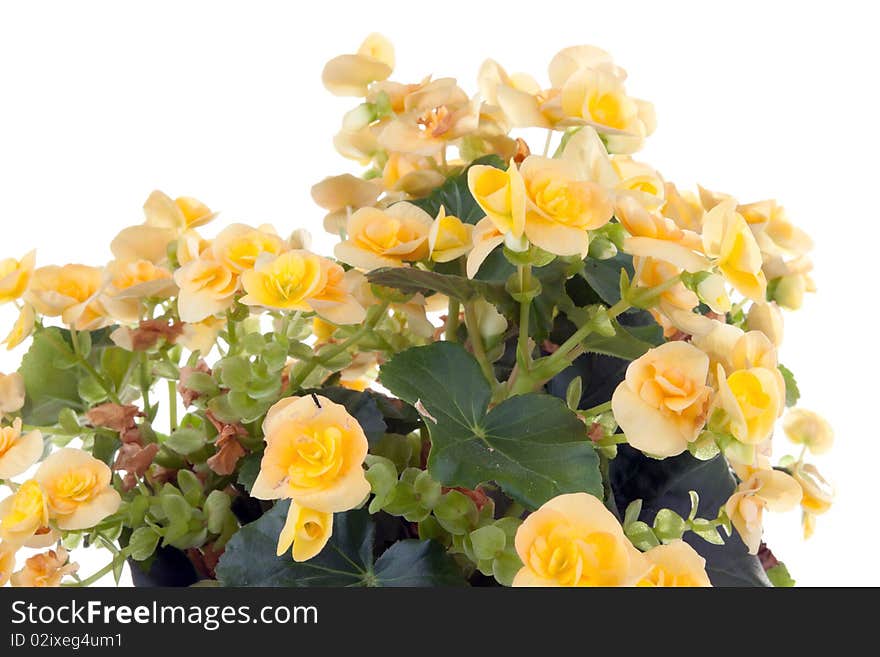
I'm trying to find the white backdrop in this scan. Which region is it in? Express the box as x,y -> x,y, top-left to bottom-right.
1,0 -> 875,586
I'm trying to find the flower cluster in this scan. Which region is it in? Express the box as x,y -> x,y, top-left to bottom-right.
0,35 -> 832,588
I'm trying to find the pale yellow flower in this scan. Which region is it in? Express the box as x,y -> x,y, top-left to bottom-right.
322,34 -> 394,97
610,155 -> 665,208
467,161 -> 526,240
212,224 -> 285,274
513,493 -> 648,587
241,251 -> 328,312
661,183 -> 704,233
110,225 -> 176,265
307,263 -> 367,326
638,541 -> 711,587
173,255 -> 239,323
701,200 -> 767,301
176,229 -> 211,266
101,259 -> 177,323
177,316 -> 225,355
276,502 -> 333,562
0,541 -> 14,586
0,419 -> 42,480
0,372 -> 26,415
0,250 -> 36,305
712,364 -> 784,447
34,448 -> 121,531
792,462 -> 833,539
746,301 -> 784,347
611,341 -> 712,457
783,409 -> 833,455
763,254 -> 815,310
311,174 -> 382,235
251,396 -> 370,513
143,190 -> 216,232
725,469 -> 801,554
381,153 -> 445,196
428,207 -> 474,262
25,264 -> 109,330
10,546 -> 78,587
3,304 -> 36,351
738,199 -> 813,258
632,257 -> 699,313
334,202 -> 432,270
466,217 -> 505,278
0,480 -> 48,546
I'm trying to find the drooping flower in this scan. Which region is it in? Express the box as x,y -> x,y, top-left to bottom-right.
143,190 -> 216,232
0,419 -> 43,480
783,409 -> 834,454
711,364 -> 784,448
34,448 -> 121,531
322,34 -> 394,97
725,469 -> 802,554
251,395 -> 370,514
746,301 -> 784,347
638,541 -> 711,587
701,200 -> 767,302
3,304 -> 36,351
10,546 -> 78,587
276,502 -> 333,562
611,341 -> 712,457
0,250 -> 36,305
791,462 -> 834,539
311,174 -> 382,235
513,493 -> 648,587
334,202 -> 432,270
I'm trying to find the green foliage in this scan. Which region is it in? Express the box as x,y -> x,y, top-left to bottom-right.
767,562 -> 796,587
216,503 -> 467,587
380,342 -> 602,509
778,364 -> 800,407
19,327 -> 86,425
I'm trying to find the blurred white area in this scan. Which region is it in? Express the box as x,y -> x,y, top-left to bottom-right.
0,0 -> 876,586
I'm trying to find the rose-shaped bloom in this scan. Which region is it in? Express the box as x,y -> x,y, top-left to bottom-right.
276,502 -> 333,562
725,469 -> 802,554
10,546 -> 78,587
612,342 -> 712,458
334,202 -> 432,270
0,419 -> 42,480
173,255 -> 239,323
102,259 -> 177,323
0,371 -> 26,415
25,264 -> 109,330
241,251 -> 328,312
638,541 -> 711,587
513,493 -> 648,587
0,541 -> 14,586
701,199 -> 767,302
322,33 -> 394,97
4,304 -> 36,351
713,364 -> 784,446
0,250 -> 36,305
0,480 -> 48,545
746,300 -> 784,347
467,162 -> 526,241
428,207 -> 474,263
212,224 -> 285,274
783,409 -> 834,455
518,155 -> 614,256
143,190 -> 215,232
251,396 -> 370,513
34,448 -> 121,531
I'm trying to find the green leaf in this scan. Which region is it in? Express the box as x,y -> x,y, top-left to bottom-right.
767,562 -> 796,587
611,446 -> 771,587
100,347 -> 136,392
380,342 -> 601,509
410,154 -> 505,224
582,320 -> 662,361
236,453 -> 263,494
778,364 -> 800,407
164,428 -> 206,455
128,527 -> 161,562
580,252 -> 634,305
19,327 -> 84,425
366,267 -> 507,307
216,502 -> 466,587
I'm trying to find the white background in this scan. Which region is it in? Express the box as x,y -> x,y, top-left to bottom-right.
1,0 -> 876,586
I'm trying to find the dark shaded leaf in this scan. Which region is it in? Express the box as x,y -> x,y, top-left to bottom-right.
373,540 -> 469,587
410,155 -> 505,224
580,253 -> 634,305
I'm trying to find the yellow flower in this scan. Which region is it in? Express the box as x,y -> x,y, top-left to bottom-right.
25,264 -> 108,329
725,469 -> 802,554
3,304 -> 36,351
0,371 -> 26,415
792,462 -> 833,539
610,155 -> 665,208
241,251 -> 328,312
0,419 -> 43,480
276,502 -> 333,562
177,316 -> 226,355
0,541 -> 15,586
611,342 -> 712,457
783,409 -> 834,455
251,395 -> 370,513
322,34 -> 394,97
34,448 -> 121,531
428,207 -> 474,262
467,161 -> 526,240
143,190 -> 215,232
763,254 -> 815,310
0,250 -> 36,305
312,317 -> 337,344
307,262 -> 367,326
632,256 -> 699,314
176,229 -> 211,266
173,255 -> 239,323
466,217 -> 505,278
638,541 -> 711,587
102,259 -> 177,323
0,480 -> 48,545
519,155 -> 614,256
513,493 -> 648,587
311,174 -> 382,235
746,301 -> 784,347
334,202 -> 433,270
110,225 -> 176,265
380,153 -> 446,197
662,183 -> 704,233
738,199 -> 813,258
212,224 -> 285,274
701,200 -> 767,301
712,364 -> 783,447
10,546 -> 78,587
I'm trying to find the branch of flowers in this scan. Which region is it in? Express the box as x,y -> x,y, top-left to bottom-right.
62,547 -> 133,587
516,264 -> 533,368
288,301 -> 391,390
463,300 -> 498,390
445,298 -> 461,342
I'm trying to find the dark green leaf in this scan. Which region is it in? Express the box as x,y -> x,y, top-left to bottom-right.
581,252 -> 634,305
373,540 -> 468,586
380,342 -> 601,509
236,453 -> 263,494
582,320 -> 662,361
19,327 -> 84,425
410,155 -> 505,224
366,267 -> 507,308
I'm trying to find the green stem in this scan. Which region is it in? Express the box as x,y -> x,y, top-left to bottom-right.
516,264 -> 533,367
580,401 -> 613,417
44,328 -> 122,405
595,433 -> 628,448
63,548 -> 132,587
463,301 -> 497,389
139,352 -> 152,418
288,302 -> 390,390
445,298 -> 461,342
167,379 -> 178,431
